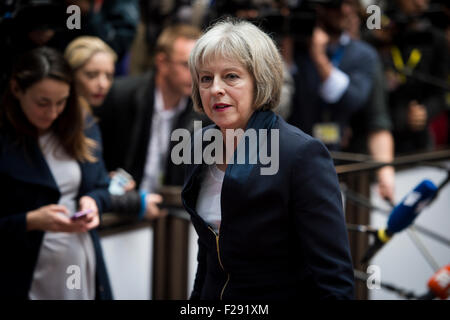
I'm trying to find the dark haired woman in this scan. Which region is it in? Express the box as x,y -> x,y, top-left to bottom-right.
0,47 -> 112,299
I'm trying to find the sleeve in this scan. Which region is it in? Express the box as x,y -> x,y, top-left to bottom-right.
331,44 -> 378,113
109,191 -> 145,218
0,213 -> 28,245
0,136 -> 29,243
190,238 -> 207,300
319,67 -> 350,104
83,120 -> 112,215
291,138 -> 355,299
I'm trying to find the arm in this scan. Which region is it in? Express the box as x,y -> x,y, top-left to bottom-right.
291,138 -> 355,299
81,120 -> 112,215
310,28 -> 376,112
368,130 -> 395,203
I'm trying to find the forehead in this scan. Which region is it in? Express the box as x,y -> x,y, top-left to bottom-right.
172,37 -> 197,60
27,78 -> 70,99
199,57 -> 247,72
82,52 -> 115,70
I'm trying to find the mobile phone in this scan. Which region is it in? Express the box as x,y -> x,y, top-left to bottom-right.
109,168 -> 134,195
71,209 -> 93,220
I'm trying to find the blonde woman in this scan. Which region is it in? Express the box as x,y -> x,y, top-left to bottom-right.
65,36 -> 165,220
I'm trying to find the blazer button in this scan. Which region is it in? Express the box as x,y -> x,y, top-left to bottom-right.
99,285 -> 104,292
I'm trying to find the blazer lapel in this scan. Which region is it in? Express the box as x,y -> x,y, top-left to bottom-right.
225,110 -> 278,184
2,138 -> 59,192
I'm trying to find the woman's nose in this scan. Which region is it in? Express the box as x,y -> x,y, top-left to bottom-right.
47,104 -> 60,120
211,78 -> 225,96
98,74 -> 109,90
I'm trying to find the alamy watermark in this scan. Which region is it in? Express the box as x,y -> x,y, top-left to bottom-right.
66,265 -> 81,290
170,121 -> 280,175
366,265 -> 381,290
66,5 -> 81,30
61,4 -> 382,31
366,5 -> 381,30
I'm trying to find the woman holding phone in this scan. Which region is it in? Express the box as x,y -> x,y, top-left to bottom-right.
0,47 -> 112,299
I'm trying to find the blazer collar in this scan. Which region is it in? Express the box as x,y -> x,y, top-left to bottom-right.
183,110 -> 278,193
225,109 -> 277,183
2,136 -> 59,191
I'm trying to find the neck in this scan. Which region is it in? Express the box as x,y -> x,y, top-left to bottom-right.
155,74 -> 182,110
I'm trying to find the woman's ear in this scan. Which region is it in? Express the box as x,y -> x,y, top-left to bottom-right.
10,79 -> 22,99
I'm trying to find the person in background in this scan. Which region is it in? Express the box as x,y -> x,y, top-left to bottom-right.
96,24 -> 207,197
366,0 -> 448,154
183,19 -> 354,300
64,36 -> 166,220
0,47 -> 112,299
341,0 -> 396,202
288,0 -> 379,152
63,0 -> 140,74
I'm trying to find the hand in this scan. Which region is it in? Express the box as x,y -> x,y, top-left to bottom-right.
377,166 -> 395,204
26,204 -> 90,233
407,101 -> 427,131
109,171 -> 136,192
78,196 -> 100,231
310,27 -> 329,58
144,193 -> 168,220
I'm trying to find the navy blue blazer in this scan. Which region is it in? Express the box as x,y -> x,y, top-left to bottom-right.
0,118 -> 112,299
182,110 -> 355,300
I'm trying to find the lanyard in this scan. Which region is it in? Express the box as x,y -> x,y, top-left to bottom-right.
391,46 -> 422,82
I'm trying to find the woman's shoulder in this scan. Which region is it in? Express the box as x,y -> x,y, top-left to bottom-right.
276,116 -> 328,153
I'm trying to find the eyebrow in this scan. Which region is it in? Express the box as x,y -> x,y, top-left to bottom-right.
37,96 -> 69,103
198,67 -> 243,74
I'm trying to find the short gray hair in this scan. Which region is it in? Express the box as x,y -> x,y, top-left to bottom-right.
189,19 -> 284,113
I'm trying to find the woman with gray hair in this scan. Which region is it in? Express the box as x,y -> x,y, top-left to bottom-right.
182,19 -> 355,300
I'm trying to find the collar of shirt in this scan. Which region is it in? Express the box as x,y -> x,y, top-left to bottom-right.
154,88 -> 188,120
327,32 -> 351,54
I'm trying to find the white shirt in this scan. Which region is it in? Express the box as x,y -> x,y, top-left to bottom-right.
140,88 -> 187,193
196,165 -> 225,233
319,33 -> 351,104
29,133 -> 96,300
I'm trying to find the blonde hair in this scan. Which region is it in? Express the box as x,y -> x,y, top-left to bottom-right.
64,36 -> 117,70
189,19 -> 284,113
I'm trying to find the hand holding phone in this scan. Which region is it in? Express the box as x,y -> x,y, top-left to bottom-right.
71,209 -> 93,220
109,168 -> 134,195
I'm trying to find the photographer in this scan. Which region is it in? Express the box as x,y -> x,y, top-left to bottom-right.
288,0 -> 379,151
366,0 -> 448,154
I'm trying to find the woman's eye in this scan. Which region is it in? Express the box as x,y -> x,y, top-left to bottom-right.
200,75 -> 212,83
85,72 -> 98,79
226,73 -> 239,80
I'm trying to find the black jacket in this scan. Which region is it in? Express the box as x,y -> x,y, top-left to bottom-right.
182,110 -> 355,300
0,119 -> 113,299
